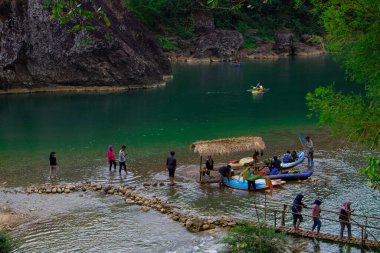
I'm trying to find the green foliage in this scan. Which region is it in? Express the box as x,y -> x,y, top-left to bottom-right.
359,157 -> 380,190
212,0 -> 323,40
124,0 -> 163,28
125,0 -> 197,39
222,221 -> 289,253
306,86 -> 380,149
159,39 -> 178,50
317,0 -> 380,91
42,0 -> 111,32
0,231 -> 13,253
305,1 -> 380,188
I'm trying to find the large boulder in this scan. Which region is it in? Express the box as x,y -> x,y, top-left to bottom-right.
273,28 -> 294,56
193,29 -> 244,59
0,0 -> 171,90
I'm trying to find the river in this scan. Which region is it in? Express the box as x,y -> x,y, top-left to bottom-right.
0,56 -> 379,252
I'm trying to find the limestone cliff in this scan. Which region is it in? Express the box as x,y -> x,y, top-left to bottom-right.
0,0 -> 171,90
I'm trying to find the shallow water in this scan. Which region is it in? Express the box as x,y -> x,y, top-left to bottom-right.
1,57 -> 378,252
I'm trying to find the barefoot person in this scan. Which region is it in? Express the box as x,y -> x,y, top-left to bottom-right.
49,152 -> 58,179
305,136 -> 314,167
107,145 -> 116,171
166,151 -> 177,185
119,145 -> 128,176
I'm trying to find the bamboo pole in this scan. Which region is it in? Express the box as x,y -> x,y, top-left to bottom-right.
199,155 -> 203,182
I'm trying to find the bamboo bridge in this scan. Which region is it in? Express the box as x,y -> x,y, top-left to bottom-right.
250,194 -> 380,249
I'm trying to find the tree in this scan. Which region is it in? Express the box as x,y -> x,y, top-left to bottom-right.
306,0 -> 380,189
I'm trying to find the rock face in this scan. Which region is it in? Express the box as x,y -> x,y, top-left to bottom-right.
193,29 -> 244,59
273,29 -> 294,56
0,0 -> 171,90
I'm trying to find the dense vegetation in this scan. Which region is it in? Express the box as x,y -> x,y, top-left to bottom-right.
0,231 -> 12,253
222,221 -> 290,253
305,0 -> 380,188
125,0 -> 323,48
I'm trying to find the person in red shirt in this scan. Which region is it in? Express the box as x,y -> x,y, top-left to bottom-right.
107,145 -> 116,171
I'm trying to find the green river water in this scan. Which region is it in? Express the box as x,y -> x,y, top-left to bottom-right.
0,56 -> 379,252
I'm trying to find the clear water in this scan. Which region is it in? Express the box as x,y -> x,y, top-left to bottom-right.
1,57 -> 378,252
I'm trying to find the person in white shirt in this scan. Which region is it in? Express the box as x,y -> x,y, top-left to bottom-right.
119,145 -> 128,175
305,136 -> 314,168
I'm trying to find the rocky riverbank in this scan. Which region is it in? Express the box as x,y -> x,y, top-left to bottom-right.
165,29 -> 325,63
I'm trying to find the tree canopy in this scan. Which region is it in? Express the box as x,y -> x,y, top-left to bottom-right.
306,0 -> 380,188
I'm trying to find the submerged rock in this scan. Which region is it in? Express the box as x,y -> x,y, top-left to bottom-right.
0,0 -> 171,91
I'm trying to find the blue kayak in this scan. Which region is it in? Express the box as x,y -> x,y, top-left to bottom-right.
266,170 -> 313,181
223,177 -> 269,191
223,177 -> 286,191
280,151 -> 305,169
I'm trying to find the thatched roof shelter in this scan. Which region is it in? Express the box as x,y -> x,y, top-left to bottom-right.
190,136 -> 265,156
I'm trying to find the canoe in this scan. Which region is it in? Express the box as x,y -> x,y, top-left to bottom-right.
280,151 -> 305,169
266,170 -> 313,180
223,176 -> 285,191
246,88 -> 270,94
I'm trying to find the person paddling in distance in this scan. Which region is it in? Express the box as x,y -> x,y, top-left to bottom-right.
119,145 -> 128,176
166,151 -> 177,186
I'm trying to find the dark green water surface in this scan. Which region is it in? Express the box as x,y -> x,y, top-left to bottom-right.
0,56 -> 359,186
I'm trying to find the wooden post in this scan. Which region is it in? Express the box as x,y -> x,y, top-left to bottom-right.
274,210 -> 277,228
361,226 -> 365,247
199,156 -> 203,182
281,204 -> 287,227
264,193 -> 267,221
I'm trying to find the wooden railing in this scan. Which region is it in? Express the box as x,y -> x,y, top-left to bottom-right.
248,194 -> 380,248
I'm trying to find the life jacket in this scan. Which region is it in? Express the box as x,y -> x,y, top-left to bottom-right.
283,154 -> 292,163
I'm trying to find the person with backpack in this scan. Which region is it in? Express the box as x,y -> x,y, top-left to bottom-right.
339,201 -> 353,241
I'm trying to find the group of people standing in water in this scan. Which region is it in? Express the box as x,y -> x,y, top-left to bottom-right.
292,193 -> 354,241
107,145 -> 128,176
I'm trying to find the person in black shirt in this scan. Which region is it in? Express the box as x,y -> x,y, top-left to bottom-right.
49,152 -> 58,179
339,201 -> 353,241
166,151 -> 177,185
203,156 -> 214,177
218,165 -> 231,186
